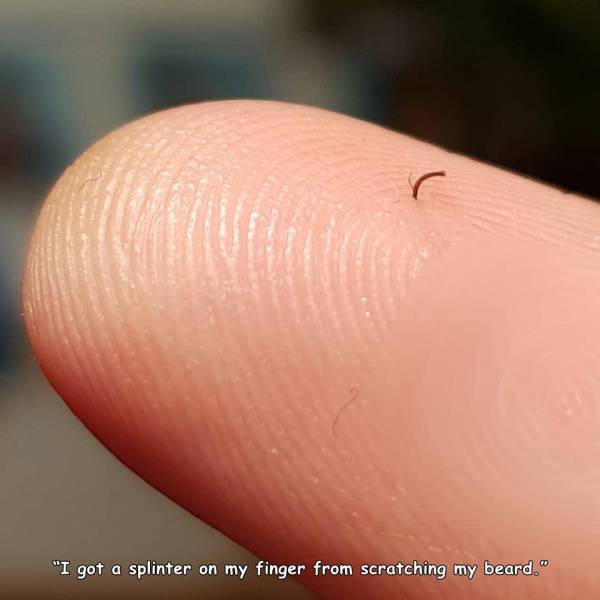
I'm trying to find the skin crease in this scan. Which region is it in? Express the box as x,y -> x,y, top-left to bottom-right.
22,100 -> 600,599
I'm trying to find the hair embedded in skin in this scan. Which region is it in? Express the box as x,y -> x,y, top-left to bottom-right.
332,387 -> 359,438
409,170 -> 446,199
78,169 -> 104,193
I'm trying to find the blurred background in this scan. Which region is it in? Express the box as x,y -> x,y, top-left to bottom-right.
1,0 -> 599,597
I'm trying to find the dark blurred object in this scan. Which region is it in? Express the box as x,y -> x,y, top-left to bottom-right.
133,32 -> 274,113
306,0 -> 600,198
0,58 -> 70,182
0,272 -> 12,372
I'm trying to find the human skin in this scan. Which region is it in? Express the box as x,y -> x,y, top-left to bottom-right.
22,100 -> 600,599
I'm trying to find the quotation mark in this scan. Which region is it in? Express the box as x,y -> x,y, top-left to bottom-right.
534,560 -> 549,576
52,560 -> 70,575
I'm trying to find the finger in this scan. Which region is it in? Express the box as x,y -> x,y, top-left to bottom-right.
23,100 -> 600,599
